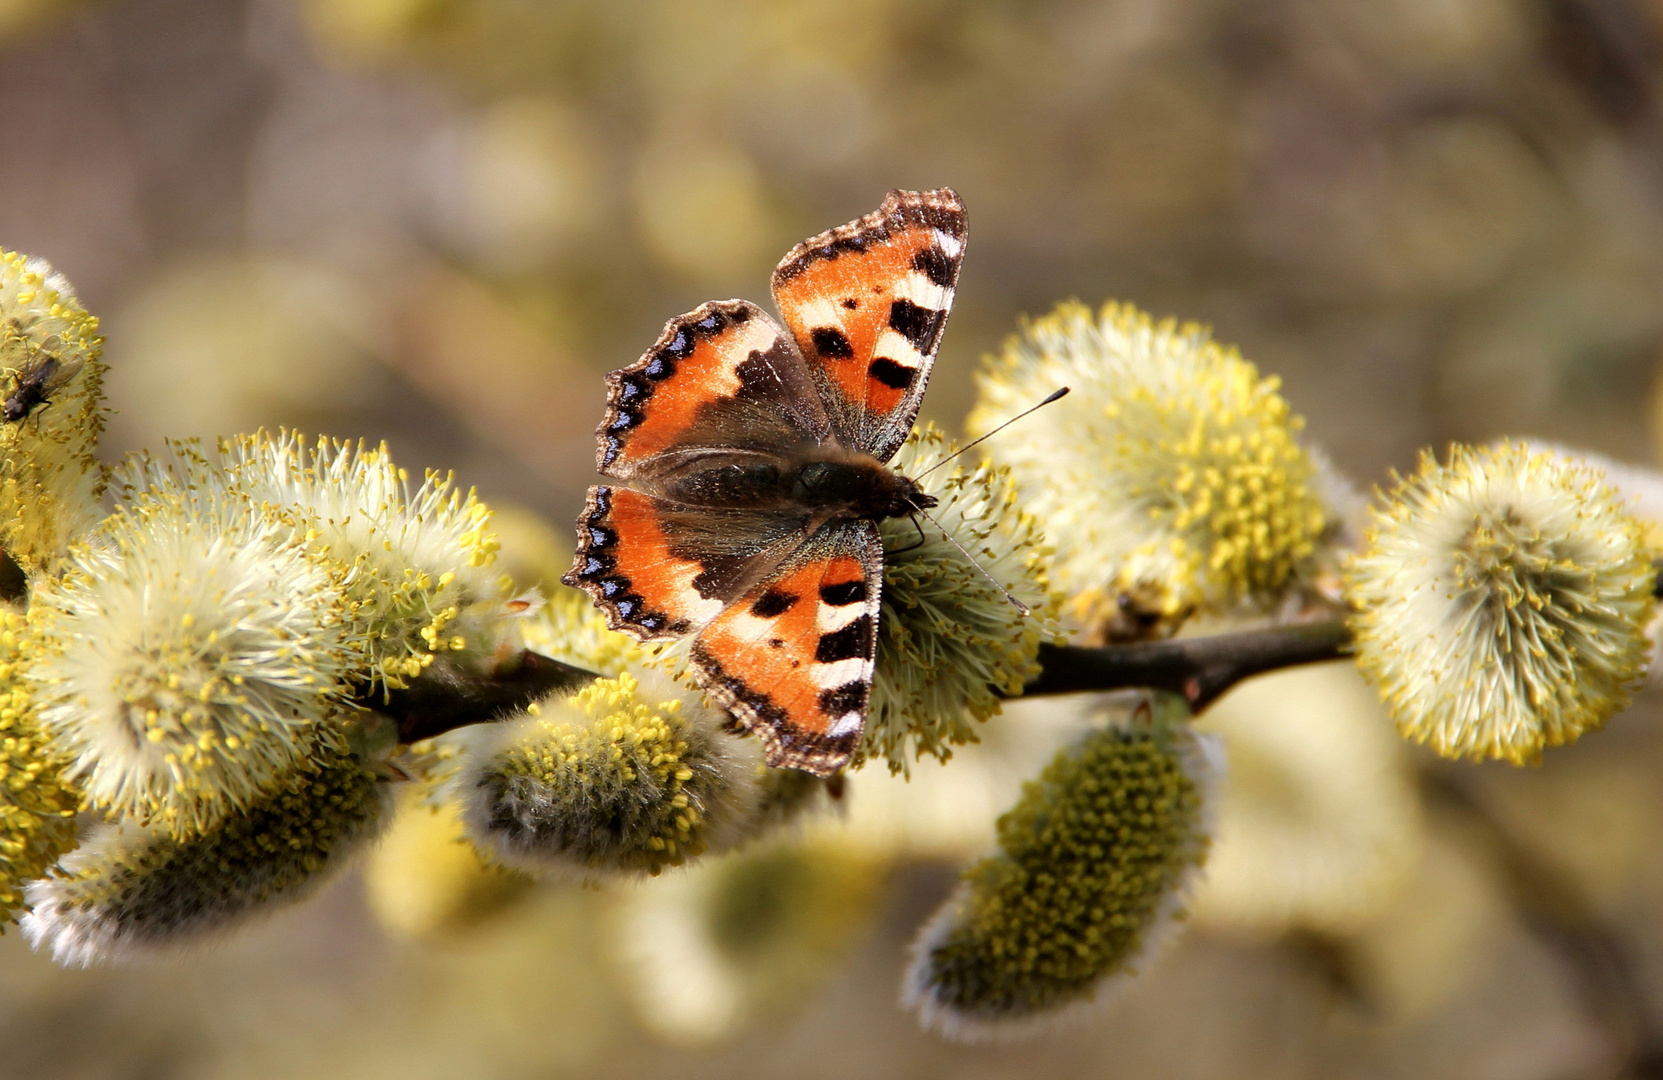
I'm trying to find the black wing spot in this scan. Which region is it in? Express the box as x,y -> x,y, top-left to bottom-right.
818,681 -> 867,717
811,327 -> 855,359
769,638 -> 785,648
912,246 -> 955,287
751,589 -> 800,618
663,329 -> 695,359
842,298 -> 859,310
820,579 -> 867,606
889,299 -> 944,354
868,358 -> 914,391
815,615 -> 873,663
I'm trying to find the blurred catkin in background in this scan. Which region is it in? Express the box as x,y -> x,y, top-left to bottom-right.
6,0 -> 1663,1078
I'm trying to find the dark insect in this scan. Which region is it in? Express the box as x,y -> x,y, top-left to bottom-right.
3,353 -> 83,423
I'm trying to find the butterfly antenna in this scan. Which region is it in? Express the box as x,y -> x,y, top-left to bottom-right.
915,386 -> 1070,480
910,503 -> 1031,616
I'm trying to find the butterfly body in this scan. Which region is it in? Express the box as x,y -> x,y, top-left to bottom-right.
565,189 -> 966,775
660,448 -> 935,521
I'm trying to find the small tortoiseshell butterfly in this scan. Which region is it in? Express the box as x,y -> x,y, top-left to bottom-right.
562,188 -> 966,776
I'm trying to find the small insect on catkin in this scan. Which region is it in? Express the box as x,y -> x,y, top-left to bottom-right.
30,500 -> 356,838
22,742 -> 392,967
458,671 -> 764,878
1346,442 -> 1655,764
0,249 -> 107,573
970,301 -> 1326,641
903,695 -> 1219,1043
864,424 -> 1057,774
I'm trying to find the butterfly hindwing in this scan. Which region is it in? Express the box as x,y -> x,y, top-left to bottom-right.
687,522 -> 883,776
565,485 -> 810,641
597,299 -> 829,482
771,188 -> 965,461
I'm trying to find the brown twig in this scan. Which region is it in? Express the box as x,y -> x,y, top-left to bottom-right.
366,650 -> 601,744
1018,621 -> 1353,710
377,620 -> 1357,744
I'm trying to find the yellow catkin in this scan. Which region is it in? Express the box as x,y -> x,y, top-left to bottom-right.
116,432 -> 506,694
971,300 -> 1326,638
0,610 -> 79,926
862,424 -> 1058,773
30,501 -> 355,838
0,250 -> 107,574
1347,442 -> 1654,764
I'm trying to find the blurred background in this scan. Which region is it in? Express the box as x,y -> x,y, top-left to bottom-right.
5,0 -> 1663,1076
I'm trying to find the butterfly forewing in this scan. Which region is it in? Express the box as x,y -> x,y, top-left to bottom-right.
771,188 -> 965,461
687,521 -> 884,776
595,299 -> 829,483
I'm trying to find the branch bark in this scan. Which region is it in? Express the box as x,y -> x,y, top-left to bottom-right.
1018,620 -> 1353,710
366,650 -> 601,744
372,621 -> 1357,743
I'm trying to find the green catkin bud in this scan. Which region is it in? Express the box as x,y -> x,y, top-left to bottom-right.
0,610 -> 79,926
30,499 -> 356,838
0,250 -> 107,574
1346,442 -> 1654,764
970,300 -> 1327,640
495,590 -> 826,852
21,742 -> 392,967
903,697 -> 1219,1042
862,424 -> 1058,774
458,672 -> 763,877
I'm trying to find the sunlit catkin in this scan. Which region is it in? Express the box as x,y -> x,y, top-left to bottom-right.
0,250 -> 107,574
903,697 -> 1218,1042
864,425 -> 1057,774
1346,442 -> 1654,764
970,300 -> 1326,640
0,610 -> 79,925
120,433 -> 507,692
30,500 -> 356,838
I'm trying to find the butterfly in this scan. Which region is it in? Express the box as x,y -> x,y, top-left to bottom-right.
562,188 -> 966,776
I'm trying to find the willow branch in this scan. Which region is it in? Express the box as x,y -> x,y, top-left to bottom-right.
378,621 -> 1357,743
365,650 -> 601,744
1018,621 -> 1353,710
